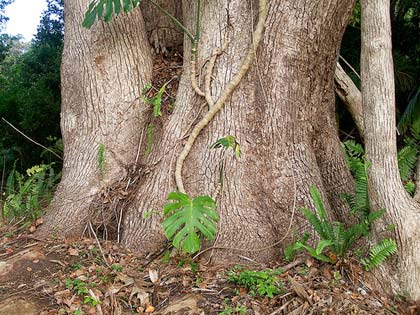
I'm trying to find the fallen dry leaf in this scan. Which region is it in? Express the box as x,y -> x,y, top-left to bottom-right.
149,269 -> 159,284
146,305 -> 155,313
68,247 -> 79,256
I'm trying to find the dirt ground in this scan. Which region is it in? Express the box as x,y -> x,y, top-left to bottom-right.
1,225 -> 419,315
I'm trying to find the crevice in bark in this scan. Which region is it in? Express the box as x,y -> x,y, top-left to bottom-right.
142,0 -> 184,54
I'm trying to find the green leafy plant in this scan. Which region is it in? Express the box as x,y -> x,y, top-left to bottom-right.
2,162 -> 61,224
227,267 -> 284,298
83,295 -> 101,307
83,0 -> 194,43
110,263 -> 123,272
342,140 -> 370,216
285,186 -> 385,263
361,239 -> 397,271
82,0 -> 142,29
219,302 -> 247,315
397,124 -> 420,195
142,83 -> 168,156
65,278 -> 89,296
162,191 -> 219,254
97,143 -> 105,173
142,83 -> 167,118
210,135 -> 241,158
343,136 -> 419,201
397,85 -> 420,135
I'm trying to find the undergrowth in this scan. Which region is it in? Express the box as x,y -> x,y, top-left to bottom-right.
1,162 -> 60,226
284,186 -> 392,269
227,266 -> 284,298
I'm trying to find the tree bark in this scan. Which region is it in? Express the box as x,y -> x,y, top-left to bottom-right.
334,62 -> 364,138
361,0 -> 420,299
415,160 -> 420,202
122,0 -> 355,262
141,0 -> 183,54
38,0 -> 153,237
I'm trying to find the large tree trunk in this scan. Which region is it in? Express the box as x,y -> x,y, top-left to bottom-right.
38,0 -> 153,237
122,0 -> 355,262
361,0 -> 420,299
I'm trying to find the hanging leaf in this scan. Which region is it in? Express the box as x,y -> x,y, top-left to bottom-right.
142,83 -> 166,118
210,135 -> 241,158
162,192 -> 219,254
83,0 -> 143,29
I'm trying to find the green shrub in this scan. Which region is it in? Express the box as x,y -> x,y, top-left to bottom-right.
285,186 -> 385,263
1,162 -> 60,224
227,267 -> 284,298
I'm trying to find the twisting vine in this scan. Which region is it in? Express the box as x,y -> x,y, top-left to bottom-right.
82,0 -> 269,255
175,0 -> 268,194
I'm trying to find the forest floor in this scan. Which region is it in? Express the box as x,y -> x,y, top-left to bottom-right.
1,53 -> 419,315
0,224 -> 419,315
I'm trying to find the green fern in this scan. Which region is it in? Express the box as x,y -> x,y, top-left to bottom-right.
288,186 -> 386,262
397,145 -> 418,181
2,163 -> 61,223
162,192 -> 219,254
83,0 -> 143,29
361,239 -> 397,271
397,85 -> 420,134
342,140 -> 370,215
284,232 -> 310,262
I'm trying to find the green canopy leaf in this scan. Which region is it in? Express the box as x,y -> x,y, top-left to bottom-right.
83,0 -> 143,29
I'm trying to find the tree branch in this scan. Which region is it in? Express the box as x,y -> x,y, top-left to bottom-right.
334,62 -> 364,139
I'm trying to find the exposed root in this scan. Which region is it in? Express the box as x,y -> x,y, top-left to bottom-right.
175,0 -> 268,194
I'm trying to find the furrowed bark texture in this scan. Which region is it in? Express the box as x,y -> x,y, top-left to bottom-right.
361,0 -> 420,299
141,0 -> 183,53
122,0 -> 355,262
38,0 -> 153,237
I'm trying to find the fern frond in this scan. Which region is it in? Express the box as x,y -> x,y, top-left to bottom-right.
397,145 -> 418,181
309,186 -> 335,241
300,207 -> 326,239
343,140 -> 364,158
397,85 -> 420,134
362,239 -> 397,271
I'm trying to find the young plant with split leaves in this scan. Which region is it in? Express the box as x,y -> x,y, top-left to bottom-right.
162,191 -> 219,254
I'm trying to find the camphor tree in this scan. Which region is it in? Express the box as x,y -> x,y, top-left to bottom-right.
37,0 -> 420,298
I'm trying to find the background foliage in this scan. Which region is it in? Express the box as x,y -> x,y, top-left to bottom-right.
0,0 -> 63,176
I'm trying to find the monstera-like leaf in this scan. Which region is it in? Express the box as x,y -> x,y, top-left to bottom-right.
162,192 -> 219,254
83,0 -> 143,29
